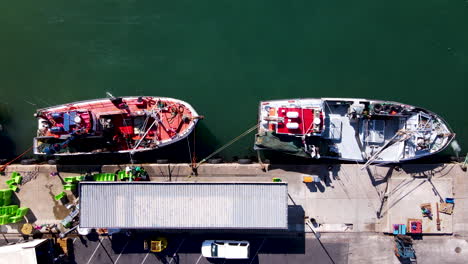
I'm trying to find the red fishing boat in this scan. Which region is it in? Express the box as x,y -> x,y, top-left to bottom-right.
33,95 -> 202,156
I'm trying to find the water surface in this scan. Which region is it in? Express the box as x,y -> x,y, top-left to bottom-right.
0,0 -> 466,161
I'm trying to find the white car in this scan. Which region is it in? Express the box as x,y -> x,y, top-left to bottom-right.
77,227 -> 92,236
201,240 -> 250,259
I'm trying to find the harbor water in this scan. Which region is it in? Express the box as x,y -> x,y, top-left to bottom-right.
0,0 -> 467,161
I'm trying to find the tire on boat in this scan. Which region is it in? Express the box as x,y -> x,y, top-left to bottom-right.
21,158 -> 38,165
373,103 -> 383,114
156,159 -> 169,164
391,105 -> 402,113
208,158 -> 223,164
47,159 -> 57,165
238,158 -> 252,165
383,104 -> 391,112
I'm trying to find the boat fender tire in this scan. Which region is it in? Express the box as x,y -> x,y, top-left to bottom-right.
391,105 -> 402,113
383,104 -> 391,113
21,158 -> 38,165
47,159 -> 57,165
156,159 -> 169,164
208,158 -> 223,164
238,158 -> 252,165
373,103 -> 383,113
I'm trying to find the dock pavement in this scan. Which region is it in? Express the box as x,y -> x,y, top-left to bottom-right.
0,162 -> 466,236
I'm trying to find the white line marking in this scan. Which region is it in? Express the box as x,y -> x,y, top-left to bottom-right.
169,238 -> 186,264
114,240 -> 130,263
86,237 -> 103,264
194,254 -> 203,264
140,250 -> 151,264
249,238 -> 266,264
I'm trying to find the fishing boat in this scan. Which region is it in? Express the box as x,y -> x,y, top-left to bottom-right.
33,95 -> 202,156
255,98 -> 455,165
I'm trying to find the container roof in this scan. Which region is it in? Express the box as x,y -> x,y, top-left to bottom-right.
79,182 -> 288,229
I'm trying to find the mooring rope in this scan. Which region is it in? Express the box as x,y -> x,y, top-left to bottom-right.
0,145 -> 34,172
193,123 -> 259,169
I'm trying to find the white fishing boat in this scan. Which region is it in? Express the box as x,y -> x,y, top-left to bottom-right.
255,98 -> 455,165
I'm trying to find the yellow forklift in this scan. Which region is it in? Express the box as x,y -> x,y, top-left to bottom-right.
144,237 -> 168,253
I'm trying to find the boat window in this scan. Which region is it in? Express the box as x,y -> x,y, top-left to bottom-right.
211,244 -> 218,257
240,243 -> 248,246
215,242 -> 224,245
365,120 -> 385,144
228,243 -> 238,246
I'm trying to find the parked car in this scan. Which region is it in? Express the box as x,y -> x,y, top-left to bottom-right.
201,240 -> 250,259
77,227 -> 92,236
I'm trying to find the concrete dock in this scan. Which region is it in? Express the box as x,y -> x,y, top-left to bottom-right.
0,162 -> 467,263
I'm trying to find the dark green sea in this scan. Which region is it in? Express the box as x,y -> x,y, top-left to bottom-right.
0,0 -> 467,162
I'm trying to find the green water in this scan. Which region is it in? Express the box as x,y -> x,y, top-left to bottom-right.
0,0 -> 467,161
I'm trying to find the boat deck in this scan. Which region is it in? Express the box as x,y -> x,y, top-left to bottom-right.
323,103 -> 363,161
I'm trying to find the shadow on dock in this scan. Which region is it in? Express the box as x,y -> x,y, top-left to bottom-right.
401,163 -> 455,179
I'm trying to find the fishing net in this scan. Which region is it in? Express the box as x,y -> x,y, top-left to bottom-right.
254,131 -> 309,158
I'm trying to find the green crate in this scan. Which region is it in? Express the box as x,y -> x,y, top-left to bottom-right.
8,185 -> 18,192
75,175 -> 85,181
13,176 -> 22,184
54,192 -> 66,201
10,172 -> 20,178
63,184 -> 76,191
16,207 -> 29,217
0,189 -> 12,199
0,215 -> 11,225
9,216 -> 23,224
64,176 -> 77,183
5,179 -> 15,186
7,205 -> 18,216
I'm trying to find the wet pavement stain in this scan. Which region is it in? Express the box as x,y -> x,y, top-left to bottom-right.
46,184 -> 70,219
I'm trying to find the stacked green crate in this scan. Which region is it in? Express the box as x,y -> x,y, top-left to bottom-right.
0,188 -> 29,225
63,175 -> 86,191
6,171 -> 22,192
93,173 -> 115,181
